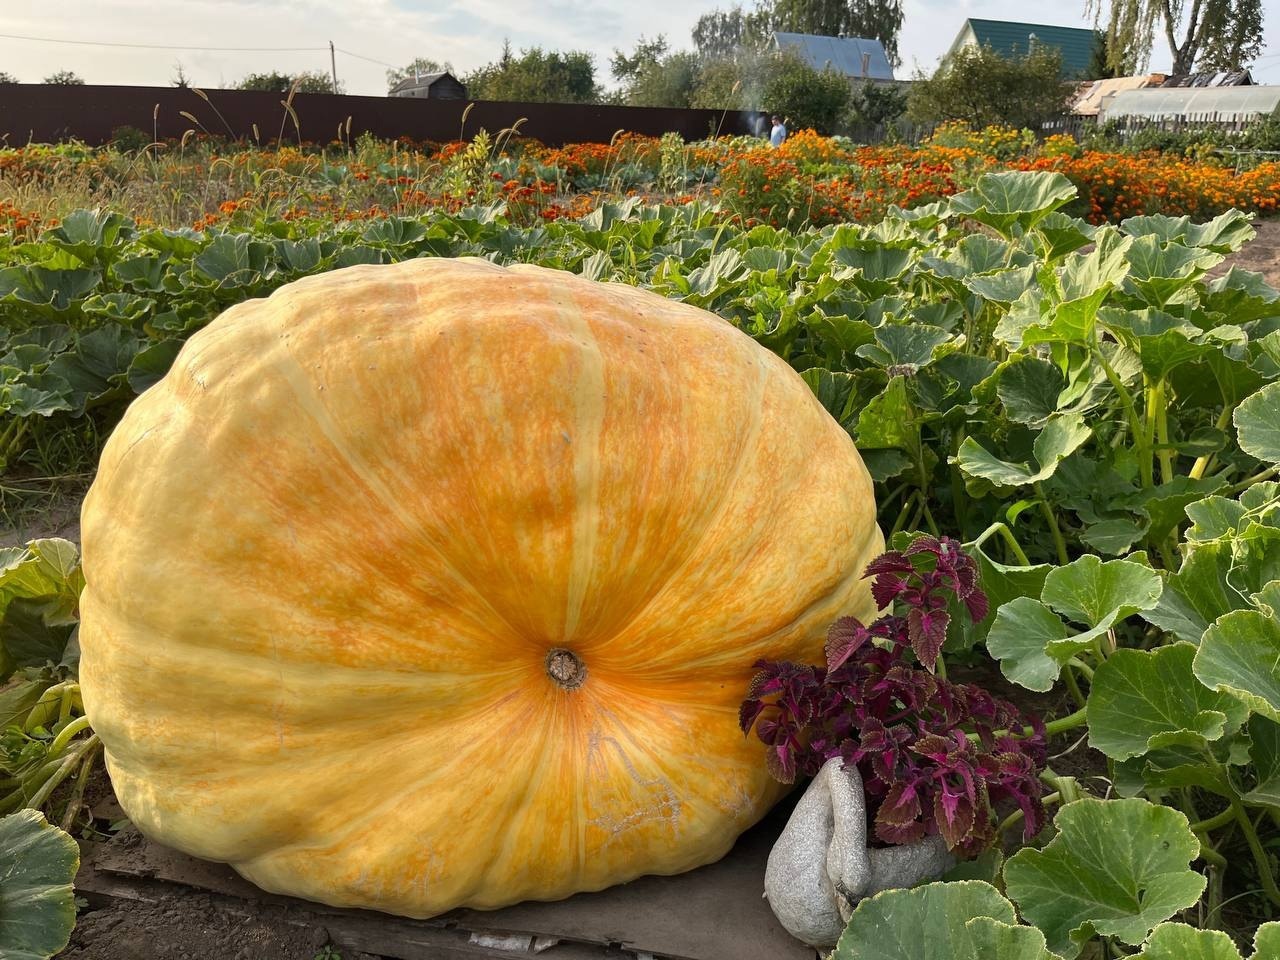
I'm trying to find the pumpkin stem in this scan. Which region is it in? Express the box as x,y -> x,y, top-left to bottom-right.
545,648 -> 587,689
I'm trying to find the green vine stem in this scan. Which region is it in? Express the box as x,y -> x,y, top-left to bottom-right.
1232,799 -> 1280,907
999,791 -> 1061,836
1034,482 -> 1070,565
1093,346 -> 1149,487
1152,381 -> 1174,485
47,716 -> 92,757
1190,405 -> 1236,481
1190,807 -> 1237,834
968,521 -> 1031,566
1063,664 -> 1089,711
27,735 -> 101,812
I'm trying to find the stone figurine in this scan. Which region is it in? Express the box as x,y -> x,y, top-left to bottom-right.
763,757 -> 955,948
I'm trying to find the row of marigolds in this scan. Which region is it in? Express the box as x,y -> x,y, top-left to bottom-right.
2,128 -> 1278,235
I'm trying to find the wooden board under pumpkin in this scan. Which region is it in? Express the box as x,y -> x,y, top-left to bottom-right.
79,800 -> 816,960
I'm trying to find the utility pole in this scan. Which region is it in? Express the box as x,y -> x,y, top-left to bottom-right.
329,40 -> 339,93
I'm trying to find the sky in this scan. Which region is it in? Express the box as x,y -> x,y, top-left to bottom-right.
1,0 -> 1279,94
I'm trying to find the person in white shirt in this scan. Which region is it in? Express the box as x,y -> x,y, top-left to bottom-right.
769,115 -> 787,147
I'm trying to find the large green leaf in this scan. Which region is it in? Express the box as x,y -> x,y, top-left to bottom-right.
833,881 -> 1060,960
955,414 -> 1090,487
1234,381 -> 1280,464
854,324 -> 952,370
998,356 -> 1064,426
1135,922 -> 1280,960
1041,555 -> 1162,626
0,809 -> 79,960
987,598 -> 1073,692
1003,798 -> 1206,959
1086,643 -> 1248,760
1243,715 -> 1280,807
949,172 -> 1077,235
1142,541 -> 1246,643
1194,609 -> 1280,722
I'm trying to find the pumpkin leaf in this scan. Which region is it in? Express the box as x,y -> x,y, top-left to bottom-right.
833,880 -> 1061,960
0,809 -> 79,960
1086,644 -> 1248,760
1134,922 -> 1280,960
1193,609 -> 1280,722
1234,382 -> 1280,464
1003,798 -> 1206,959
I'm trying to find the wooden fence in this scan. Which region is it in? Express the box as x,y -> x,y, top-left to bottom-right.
0,84 -> 760,147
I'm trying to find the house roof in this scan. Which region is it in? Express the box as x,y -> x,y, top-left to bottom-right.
1072,75 -> 1165,116
773,32 -> 894,80
1103,84 -> 1280,120
955,19 -> 1098,77
389,72 -> 459,93
1160,70 -> 1253,88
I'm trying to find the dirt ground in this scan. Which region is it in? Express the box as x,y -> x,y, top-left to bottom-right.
18,216 -> 1280,959
61,896 -> 350,960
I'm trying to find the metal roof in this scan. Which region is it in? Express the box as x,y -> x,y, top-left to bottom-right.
773,32 -> 894,80
389,72 -> 457,93
1072,75 -> 1163,116
1160,70 -> 1253,88
1102,84 -> 1280,120
961,19 -> 1098,77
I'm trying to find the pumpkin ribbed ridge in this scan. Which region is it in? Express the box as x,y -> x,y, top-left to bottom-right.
79,258 -> 882,918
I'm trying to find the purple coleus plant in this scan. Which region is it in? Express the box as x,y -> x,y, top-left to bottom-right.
740,535 -> 1047,857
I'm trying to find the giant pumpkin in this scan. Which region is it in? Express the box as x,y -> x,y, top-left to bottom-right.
79,257 -> 882,918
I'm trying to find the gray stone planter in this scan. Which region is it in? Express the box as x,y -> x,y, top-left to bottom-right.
763,757 -> 954,949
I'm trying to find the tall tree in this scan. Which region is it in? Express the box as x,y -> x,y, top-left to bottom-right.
235,71 -> 340,94
611,36 -> 701,107
42,71 -> 84,85
1195,0 -> 1263,71
1085,30 -> 1119,78
909,44 -> 1074,128
464,43 -> 599,103
692,6 -> 771,61
1087,0 -> 1264,74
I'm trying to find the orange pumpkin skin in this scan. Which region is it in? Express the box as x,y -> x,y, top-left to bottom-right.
78,258 -> 883,919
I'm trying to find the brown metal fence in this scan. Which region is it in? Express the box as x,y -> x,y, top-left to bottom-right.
0,84 -> 761,147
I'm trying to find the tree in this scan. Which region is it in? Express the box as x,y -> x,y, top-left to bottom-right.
765,0 -> 905,68
908,45 -> 1075,129
763,51 -> 851,133
43,71 -> 84,85
692,6 -> 771,61
463,42 -> 600,103
849,80 -> 907,125
1085,30 -> 1119,79
1087,0 -> 1265,75
386,57 -> 452,91
1196,0 -> 1263,71
610,37 -> 700,108
234,71 -> 341,94
0,72 -> 18,84
172,62 -> 191,88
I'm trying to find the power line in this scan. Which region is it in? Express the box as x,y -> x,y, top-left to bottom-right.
334,47 -> 398,69
0,31 -> 325,52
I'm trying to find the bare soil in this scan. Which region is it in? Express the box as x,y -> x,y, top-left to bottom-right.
62,896 -> 347,960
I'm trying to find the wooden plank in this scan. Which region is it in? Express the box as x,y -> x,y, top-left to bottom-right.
74,864 -> 628,960
84,802 -> 816,960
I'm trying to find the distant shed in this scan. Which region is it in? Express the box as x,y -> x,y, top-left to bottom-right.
388,72 -> 467,100
1102,84 -> 1280,122
772,32 -> 895,80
